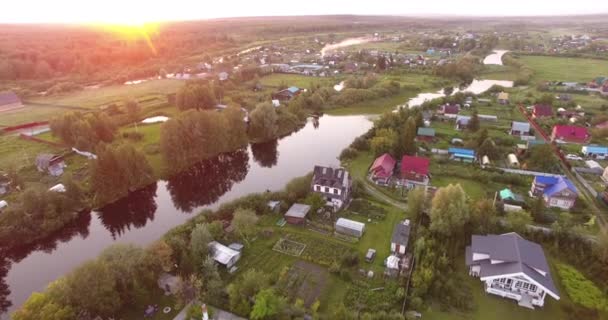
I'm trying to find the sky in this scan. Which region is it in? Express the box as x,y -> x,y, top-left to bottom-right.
1,0 -> 607,24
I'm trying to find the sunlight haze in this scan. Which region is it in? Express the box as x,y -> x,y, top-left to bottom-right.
2,0 -> 608,23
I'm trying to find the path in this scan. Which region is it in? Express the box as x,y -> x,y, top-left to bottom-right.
363,182 -> 408,210
173,302 -> 191,320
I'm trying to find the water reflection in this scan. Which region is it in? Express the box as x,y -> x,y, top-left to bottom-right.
251,140 -> 279,168
97,183 -> 158,239
0,260 -> 10,314
166,149 -> 250,212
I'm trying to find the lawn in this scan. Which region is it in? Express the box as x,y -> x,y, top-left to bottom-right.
432,175 -> 487,200
518,56 -> 608,82
118,289 -> 179,320
0,135 -> 63,171
29,79 -> 184,108
0,104 -> 78,126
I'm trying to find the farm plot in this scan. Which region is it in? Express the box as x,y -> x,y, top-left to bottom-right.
273,238 -> 307,257
279,261 -> 329,307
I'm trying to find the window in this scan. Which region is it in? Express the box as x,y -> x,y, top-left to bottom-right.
333,188 -> 338,194
324,187 -> 329,193
315,186 -> 320,191
529,284 -> 537,292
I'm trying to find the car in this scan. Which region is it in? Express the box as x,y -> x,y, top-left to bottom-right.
365,249 -> 376,263
565,154 -> 583,161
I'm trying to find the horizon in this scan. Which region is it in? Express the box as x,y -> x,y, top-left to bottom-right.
2,0 -> 608,24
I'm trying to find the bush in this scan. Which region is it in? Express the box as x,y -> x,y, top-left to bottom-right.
339,147 -> 359,161
122,131 -> 144,141
557,264 -> 608,311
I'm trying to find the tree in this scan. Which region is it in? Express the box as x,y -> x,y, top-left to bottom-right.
402,117 -> 417,155
176,83 -> 217,111
408,187 -> 427,223
468,110 -> 480,132
207,220 -> 225,240
90,143 -> 154,205
505,210 -> 532,233
596,232 -> 608,264
530,196 -> 546,223
13,291 -> 75,320
475,128 -> 489,148
370,128 -> 398,156
429,184 -> 470,239
304,192 -> 326,213
249,102 -> 278,141
190,223 -> 214,268
124,99 -> 141,124
477,138 -> 498,160
537,93 -> 554,106
470,199 -> 497,234
250,289 -> 285,320
526,144 -> 560,172
149,240 -> 174,272
201,256 -> 223,298
232,208 -> 259,244
376,56 -> 387,70
228,269 -> 269,315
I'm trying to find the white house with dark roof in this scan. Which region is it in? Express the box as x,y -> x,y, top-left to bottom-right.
466,233 -> 560,309
311,166 -> 352,211
390,220 -> 411,255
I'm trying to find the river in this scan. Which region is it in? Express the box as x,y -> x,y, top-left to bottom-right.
321,37 -> 372,57
0,115 -> 373,318
405,50 -> 513,108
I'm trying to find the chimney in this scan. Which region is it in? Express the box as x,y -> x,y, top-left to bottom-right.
202,304 -> 209,320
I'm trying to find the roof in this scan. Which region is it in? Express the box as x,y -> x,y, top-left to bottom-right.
209,241 -> 240,265
467,233 -> 559,299
543,176 -> 577,197
335,218 -> 365,232
511,121 -> 530,132
417,127 -> 435,137
533,104 -> 554,117
284,203 -> 311,219
0,91 -> 20,106
499,188 -> 525,203
391,220 -> 411,247
442,104 -> 460,114
534,175 -> 559,185
448,148 -> 475,158
583,145 -> 608,154
401,155 -> 430,176
370,153 -> 396,178
313,166 -> 350,189
497,92 -> 509,100
456,115 -> 471,126
287,86 -> 300,93
552,125 -> 590,141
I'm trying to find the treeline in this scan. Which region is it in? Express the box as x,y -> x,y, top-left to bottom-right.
50,112 -> 116,151
434,56 -> 480,83
0,175 -> 86,249
502,53 -> 535,85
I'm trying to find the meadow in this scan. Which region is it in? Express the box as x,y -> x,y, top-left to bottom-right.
518,56 -> 608,82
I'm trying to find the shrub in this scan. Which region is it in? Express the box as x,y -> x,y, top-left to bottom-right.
557,263 -> 608,311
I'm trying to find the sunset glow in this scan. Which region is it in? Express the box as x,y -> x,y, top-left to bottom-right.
1,0 -> 608,23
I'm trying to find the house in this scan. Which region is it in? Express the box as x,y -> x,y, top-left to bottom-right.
466,233 -> 560,309
511,121 -> 531,136
209,241 -> 241,269
455,115 -> 471,130
557,93 -> 571,101
391,220 -> 411,256
581,145 -> 608,160
416,127 -> 435,142
267,200 -> 282,213
0,91 -> 24,113
399,155 -> 430,188
448,148 -> 476,163
35,154 -> 65,176
438,104 -> 460,119
498,92 -> 510,105
499,188 -> 526,206
369,153 -> 396,185
585,160 -> 604,174
532,104 -> 554,118
284,203 -> 311,225
335,218 -> 365,238
530,176 -> 578,210
311,166 -> 352,211
507,153 -> 520,167
551,125 -> 591,144
272,86 -> 302,101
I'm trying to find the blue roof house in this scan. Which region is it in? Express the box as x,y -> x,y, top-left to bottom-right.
448,148 -> 476,163
530,176 -> 577,210
581,145 -> 608,160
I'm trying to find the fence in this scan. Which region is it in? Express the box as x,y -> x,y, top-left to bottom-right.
572,168 -> 599,198
1,121 -> 48,134
496,167 -> 564,178
19,133 -> 65,148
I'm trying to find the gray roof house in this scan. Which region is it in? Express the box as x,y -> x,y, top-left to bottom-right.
0,91 -> 23,113
391,220 -> 411,255
35,154 -> 65,176
511,121 -> 531,136
284,203 -> 311,225
311,166 -> 352,211
466,233 -> 559,309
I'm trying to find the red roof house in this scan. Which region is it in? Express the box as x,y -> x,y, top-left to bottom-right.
551,125 -> 591,144
369,153 -> 396,185
400,155 -> 430,188
439,104 -> 460,118
532,104 -> 554,118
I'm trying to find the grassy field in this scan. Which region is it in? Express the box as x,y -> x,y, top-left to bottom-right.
519,56 -> 608,82
259,73 -> 335,89
0,104 -> 78,126
30,79 -> 184,108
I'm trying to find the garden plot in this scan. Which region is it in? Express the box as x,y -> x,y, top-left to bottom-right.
273,238 -> 307,257
280,261 -> 329,307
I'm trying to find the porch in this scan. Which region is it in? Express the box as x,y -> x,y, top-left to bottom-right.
484,282 -> 545,309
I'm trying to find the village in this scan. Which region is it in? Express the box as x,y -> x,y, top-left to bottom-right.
1,14 -> 608,320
